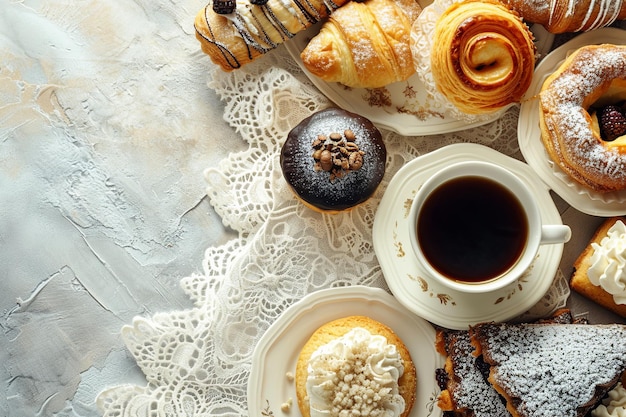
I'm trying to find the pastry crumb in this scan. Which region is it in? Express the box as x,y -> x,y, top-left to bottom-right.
280,397 -> 293,412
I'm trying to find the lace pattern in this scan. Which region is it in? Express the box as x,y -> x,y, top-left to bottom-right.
96,45 -> 570,417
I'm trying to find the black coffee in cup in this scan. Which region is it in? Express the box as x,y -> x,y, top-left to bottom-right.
416,176 -> 528,283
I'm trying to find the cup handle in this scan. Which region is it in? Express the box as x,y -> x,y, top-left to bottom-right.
540,224 -> 572,244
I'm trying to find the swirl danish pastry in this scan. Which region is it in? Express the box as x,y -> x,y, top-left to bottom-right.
538,44 -> 626,193
429,0 -> 536,115
194,0 -> 350,71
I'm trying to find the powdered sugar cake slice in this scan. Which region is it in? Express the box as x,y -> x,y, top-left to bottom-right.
470,322 -> 626,417
435,310 -> 577,417
435,330 -> 510,417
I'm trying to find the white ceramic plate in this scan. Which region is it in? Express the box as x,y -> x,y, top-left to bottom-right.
518,28 -> 626,216
247,286 -> 443,417
284,1 -> 554,136
373,143 -> 565,330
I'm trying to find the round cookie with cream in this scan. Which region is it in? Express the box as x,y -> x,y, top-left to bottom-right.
295,315 -> 416,417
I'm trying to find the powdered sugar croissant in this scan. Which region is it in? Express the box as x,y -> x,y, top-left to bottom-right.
300,0 -> 422,88
499,0 -> 626,33
194,0 -> 350,71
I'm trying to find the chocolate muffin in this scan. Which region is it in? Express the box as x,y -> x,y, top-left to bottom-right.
280,108 -> 386,213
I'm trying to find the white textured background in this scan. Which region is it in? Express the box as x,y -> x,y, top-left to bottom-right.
0,0 -> 240,415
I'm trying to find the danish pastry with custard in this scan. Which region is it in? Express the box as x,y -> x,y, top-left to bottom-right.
539,44 -> 626,193
429,0 -> 536,115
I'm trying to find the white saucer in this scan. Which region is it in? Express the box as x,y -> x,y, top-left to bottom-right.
518,28 -> 626,216
373,144 -> 565,330
247,286 -> 443,417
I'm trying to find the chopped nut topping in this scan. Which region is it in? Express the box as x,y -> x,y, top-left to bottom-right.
307,329 -> 405,417
312,131 -> 366,181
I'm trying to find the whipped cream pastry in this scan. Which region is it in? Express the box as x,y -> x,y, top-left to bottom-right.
589,220 -> 626,304
592,383 -> 626,417
305,327 -> 405,417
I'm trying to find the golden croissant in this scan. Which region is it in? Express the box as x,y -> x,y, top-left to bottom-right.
300,0 -> 422,88
498,0 -> 626,33
194,0 -> 350,71
430,0 -> 536,115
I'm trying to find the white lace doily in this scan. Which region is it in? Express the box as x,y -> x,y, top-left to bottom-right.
96,45 -> 570,417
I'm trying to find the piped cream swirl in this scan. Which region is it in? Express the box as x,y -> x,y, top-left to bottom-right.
305,327 -> 405,417
592,382 -> 626,417
589,220 -> 626,304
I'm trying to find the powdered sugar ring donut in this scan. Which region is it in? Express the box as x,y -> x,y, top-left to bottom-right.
539,44 -> 626,193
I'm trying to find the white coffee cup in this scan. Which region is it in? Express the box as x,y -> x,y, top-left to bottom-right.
408,161 -> 571,293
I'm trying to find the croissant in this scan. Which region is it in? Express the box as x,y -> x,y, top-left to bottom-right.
498,0 -> 626,33
430,0 -> 536,115
194,0 -> 350,71
300,0 -> 422,88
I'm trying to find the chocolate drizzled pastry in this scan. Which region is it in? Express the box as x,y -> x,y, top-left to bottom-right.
195,0 -> 349,71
